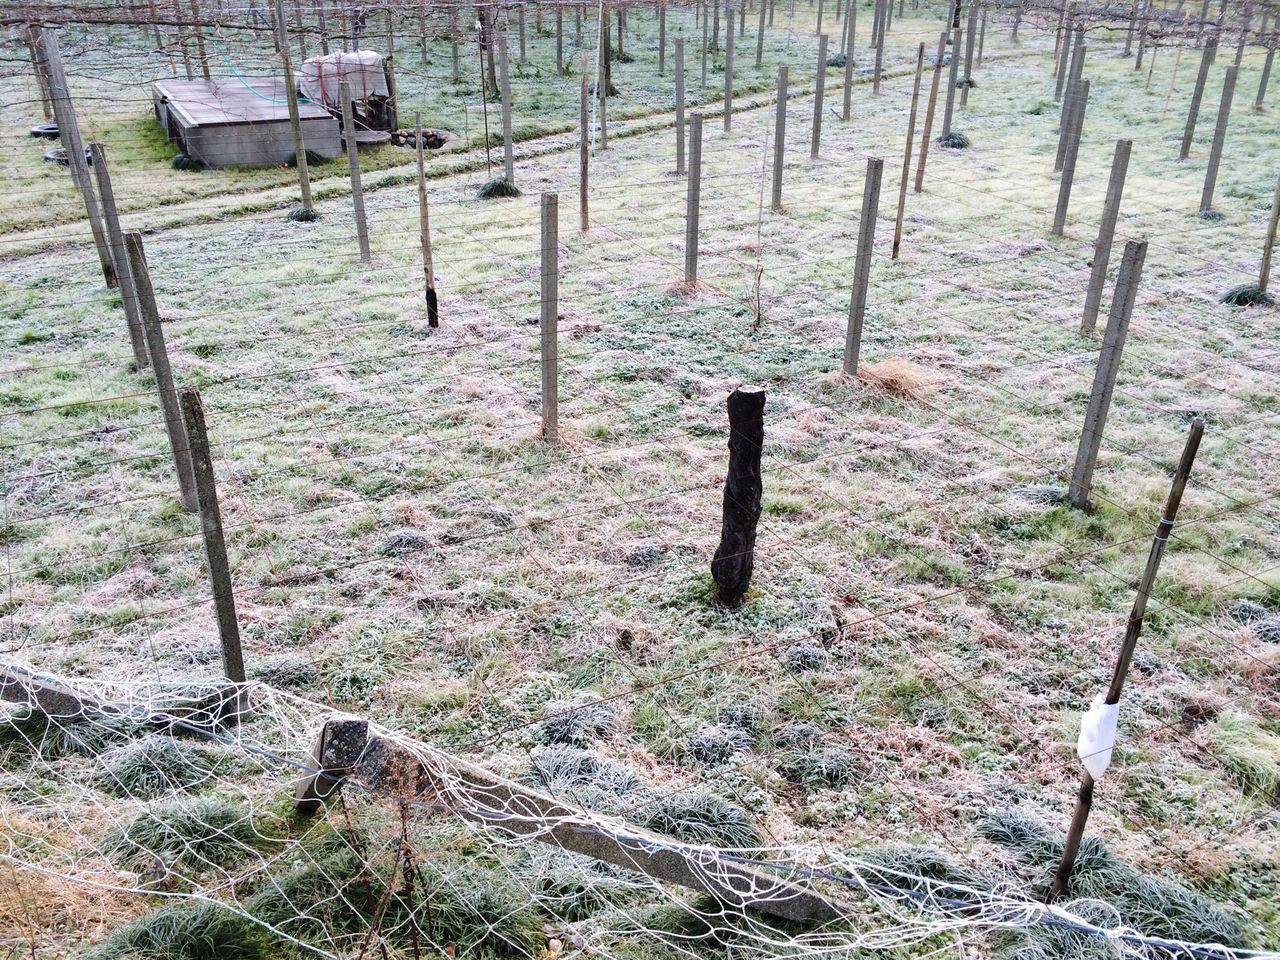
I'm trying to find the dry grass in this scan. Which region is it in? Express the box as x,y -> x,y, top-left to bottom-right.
0,863 -> 144,955
859,359 -> 933,399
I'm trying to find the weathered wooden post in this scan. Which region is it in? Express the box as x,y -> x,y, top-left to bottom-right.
841,0 -> 856,120
1055,20 -> 1075,101
601,15 -> 611,149
811,34 -> 828,156
39,29 -> 116,288
518,4 -> 527,63
941,26 -> 962,137
1055,41 -> 1088,171
1199,65 -> 1238,216
960,0 -> 978,107
873,0 -> 886,93
1259,173 -> 1280,295
1257,40 -> 1275,108
756,0 -> 767,66
843,158 -> 884,377
660,3 -> 668,74
675,40 -> 687,175
1049,419 -> 1203,902
1180,36 -> 1218,159
339,80 -> 371,263
1081,140 -> 1133,333
557,8 -> 564,73
915,31 -> 946,192
711,387 -> 766,607
414,113 -> 439,327
701,2 -> 710,87
540,193 -> 559,443
685,113 -> 704,286
724,7 -> 736,130
499,35 -> 516,184
1052,79 -> 1090,237
88,143 -> 149,369
893,45 -> 926,259
1069,240 -> 1148,510
1123,0 -> 1138,57
22,25 -> 54,120
274,0 -> 314,217
581,51 -> 590,229
179,386 -> 247,684
772,65 -> 788,211
125,232 -> 197,512
450,9 -> 460,81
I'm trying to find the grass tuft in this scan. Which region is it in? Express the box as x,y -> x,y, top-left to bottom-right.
637,791 -> 760,847
0,706 -> 135,761
477,176 -> 522,198
860,359 -> 931,398
108,796 -> 267,872
1221,283 -> 1275,307
285,206 -> 318,222
525,744 -> 647,814
938,131 -> 972,149
97,735 -> 214,798
1209,712 -> 1280,799
537,698 -> 617,746
87,902 -> 263,960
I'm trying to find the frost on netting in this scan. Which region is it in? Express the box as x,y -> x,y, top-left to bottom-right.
0,678 -> 1255,960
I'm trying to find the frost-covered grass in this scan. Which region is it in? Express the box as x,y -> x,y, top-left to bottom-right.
1,2 -> 1278,955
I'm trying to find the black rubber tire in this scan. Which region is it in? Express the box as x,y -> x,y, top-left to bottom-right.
30,122 -> 60,140
43,147 -> 94,166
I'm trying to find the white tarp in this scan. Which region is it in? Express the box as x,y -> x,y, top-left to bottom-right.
299,50 -> 389,106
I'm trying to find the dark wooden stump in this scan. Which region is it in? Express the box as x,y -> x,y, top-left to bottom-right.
711,387 -> 765,606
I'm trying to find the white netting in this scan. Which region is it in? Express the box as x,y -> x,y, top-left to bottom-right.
0,674 -> 1271,960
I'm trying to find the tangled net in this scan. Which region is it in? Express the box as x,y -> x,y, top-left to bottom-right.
0,672 -> 1270,960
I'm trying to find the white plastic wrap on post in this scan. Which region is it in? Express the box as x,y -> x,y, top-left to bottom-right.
1076,694 -> 1119,780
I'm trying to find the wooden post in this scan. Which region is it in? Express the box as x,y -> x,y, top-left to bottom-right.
1257,42 -> 1275,108
88,143 -> 150,370
711,387 -> 766,607
1055,19 -> 1074,101
1012,1 -> 1022,41
892,45 -> 925,260
841,0 -> 855,120
600,16 -> 610,149
1068,240 -> 1147,510
275,0 -> 313,213
1055,40 -> 1087,171
811,34 -> 828,156
724,6 -> 736,130
675,40 -> 687,175
1123,0 -> 1137,56
977,4 -> 986,65
175,0 -> 194,78
873,0 -> 885,93
1180,36 -> 1218,159
1199,65 -> 1238,215
581,51 -> 590,229
22,25 -> 54,120
414,113 -> 438,327
772,66 -> 788,211
960,0 -> 978,107
685,113 -> 703,286
843,158 -> 883,377
40,29 -> 116,289
1259,173 -> 1280,294
713,0 -> 721,50
941,26 -> 962,137
661,3 -> 668,74
191,0 -> 211,78
318,0 -> 330,55
557,8 -> 564,74
417,6 -> 426,64
817,0 -> 825,34
701,2 -> 709,87
1081,140 -> 1133,333
179,386 -> 247,684
499,35 -> 515,183
540,193 -> 559,443
1052,79 -> 1089,237
125,232 -> 197,512
518,4 -> 527,64
1049,419 -> 1203,901
339,80 -> 371,263
756,0 -> 767,66
915,32 -> 946,192
450,9 -> 460,81
1135,0 -> 1152,69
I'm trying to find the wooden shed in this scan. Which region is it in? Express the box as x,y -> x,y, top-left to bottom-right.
152,78 -> 341,169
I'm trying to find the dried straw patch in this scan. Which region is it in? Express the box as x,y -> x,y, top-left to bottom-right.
0,862 -> 143,949
859,359 -> 932,399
